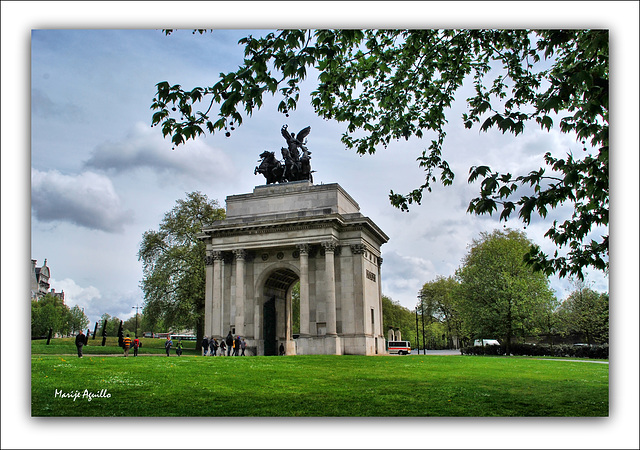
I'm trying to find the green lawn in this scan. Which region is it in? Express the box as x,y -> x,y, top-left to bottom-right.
31,336 -> 199,355
31,351 -> 608,417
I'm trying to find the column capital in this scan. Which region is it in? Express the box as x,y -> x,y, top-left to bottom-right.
296,243 -> 310,254
321,239 -> 339,253
350,243 -> 366,254
377,256 -> 384,267
233,249 -> 247,260
205,250 -> 224,265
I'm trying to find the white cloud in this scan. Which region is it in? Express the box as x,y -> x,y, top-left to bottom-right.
51,278 -> 101,306
381,251 -> 436,308
31,168 -> 133,233
51,277 -> 142,325
83,122 -> 237,185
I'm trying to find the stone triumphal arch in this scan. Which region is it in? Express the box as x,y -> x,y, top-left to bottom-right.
198,180 -> 389,355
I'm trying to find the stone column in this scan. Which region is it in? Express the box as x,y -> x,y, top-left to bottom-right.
297,244 -> 310,336
322,240 -> 338,336
204,250 -> 214,337
377,257 -> 384,337
211,251 -> 223,338
233,249 -> 246,337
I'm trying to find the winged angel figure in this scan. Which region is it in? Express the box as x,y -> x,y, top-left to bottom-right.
255,125 -> 314,184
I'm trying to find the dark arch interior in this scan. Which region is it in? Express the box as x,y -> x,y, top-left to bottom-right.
264,268 -> 298,294
263,268 -> 299,356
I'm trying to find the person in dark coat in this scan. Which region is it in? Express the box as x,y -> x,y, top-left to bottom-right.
234,336 -> 241,356
209,338 -> 218,356
75,330 -> 85,358
225,331 -> 234,356
202,336 -> 209,356
279,343 -> 285,356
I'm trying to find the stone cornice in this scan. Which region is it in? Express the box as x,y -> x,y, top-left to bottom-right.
199,213 -> 388,246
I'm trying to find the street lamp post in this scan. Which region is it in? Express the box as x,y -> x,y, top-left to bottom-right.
132,305 -> 141,338
420,299 -> 426,355
415,307 -> 419,354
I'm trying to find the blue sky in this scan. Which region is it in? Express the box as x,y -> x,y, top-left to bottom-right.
28,26 -> 612,326
3,2 -> 639,449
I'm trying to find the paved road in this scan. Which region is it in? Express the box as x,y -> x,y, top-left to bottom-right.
408,349 -> 609,363
410,349 -> 461,356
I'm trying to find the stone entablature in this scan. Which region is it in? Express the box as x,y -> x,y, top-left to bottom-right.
198,182 -> 389,356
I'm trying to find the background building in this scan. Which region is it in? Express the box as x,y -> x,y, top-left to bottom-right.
31,258 -> 64,303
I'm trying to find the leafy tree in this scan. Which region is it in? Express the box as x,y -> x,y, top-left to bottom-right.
291,281 -> 300,335
67,305 -> 89,335
123,313 -> 142,337
382,295 -> 417,349
138,191 -> 226,349
151,29 -> 608,280
98,313 -> 122,337
418,276 -> 469,348
556,280 -> 608,344
31,293 -> 71,337
456,229 -> 557,354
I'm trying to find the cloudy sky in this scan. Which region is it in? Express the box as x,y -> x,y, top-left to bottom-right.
26,25 -> 614,327
3,2 -> 639,448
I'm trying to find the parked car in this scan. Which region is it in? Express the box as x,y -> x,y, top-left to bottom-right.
474,339 -> 500,346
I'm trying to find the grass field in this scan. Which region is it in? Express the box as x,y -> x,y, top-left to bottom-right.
32,336 -> 200,355
31,342 -> 609,417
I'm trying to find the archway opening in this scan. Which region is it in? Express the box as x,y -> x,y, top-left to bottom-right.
262,268 -> 299,355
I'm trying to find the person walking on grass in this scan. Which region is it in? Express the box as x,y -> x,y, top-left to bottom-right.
75,329 -> 85,358
225,331 -> 233,356
220,340 -> 226,356
234,335 -> 241,356
176,340 -> 183,356
209,337 -> 218,356
202,336 -> 209,356
165,335 -> 173,357
122,334 -> 132,357
241,338 -> 246,356
133,336 -> 141,357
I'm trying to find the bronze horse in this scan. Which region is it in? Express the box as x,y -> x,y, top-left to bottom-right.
254,126 -> 314,184
255,151 -> 285,184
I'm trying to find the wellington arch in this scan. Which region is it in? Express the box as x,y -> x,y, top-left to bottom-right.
197,180 -> 389,355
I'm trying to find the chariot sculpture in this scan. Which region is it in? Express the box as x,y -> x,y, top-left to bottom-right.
255,125 -> 314,184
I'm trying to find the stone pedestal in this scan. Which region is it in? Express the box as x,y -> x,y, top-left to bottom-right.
198,181 -> 389,356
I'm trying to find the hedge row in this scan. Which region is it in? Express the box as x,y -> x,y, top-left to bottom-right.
460,343 -> 609,359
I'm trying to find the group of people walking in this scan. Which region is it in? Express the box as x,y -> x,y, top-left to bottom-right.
163,336 -> 183,356
74,330 -> 249,358
122,334 -> 141,357
202,331 -> 246,356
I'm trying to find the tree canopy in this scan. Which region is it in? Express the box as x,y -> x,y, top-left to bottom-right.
456,229 -> 557,353
556,280 -> 609,345
382,295 -> 417,348
138,191 -> 226,346
151,29 -> 608,280
31,294 -> 89,337
418,276 -> 468,347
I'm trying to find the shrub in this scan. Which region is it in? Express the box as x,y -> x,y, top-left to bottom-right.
460,343 -> 608,359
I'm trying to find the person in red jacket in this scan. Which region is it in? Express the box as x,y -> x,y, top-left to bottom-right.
133,337 -> 141,357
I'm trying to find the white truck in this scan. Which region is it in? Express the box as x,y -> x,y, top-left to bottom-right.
474,339 -> 500,346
